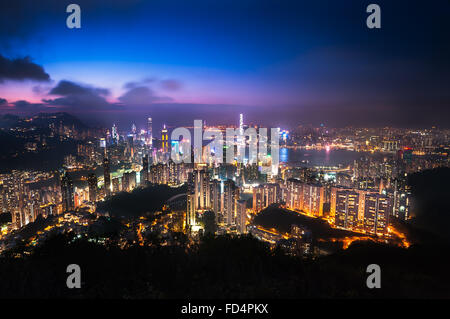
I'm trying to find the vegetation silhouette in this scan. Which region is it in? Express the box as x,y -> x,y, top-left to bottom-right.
96,184 -> 187,218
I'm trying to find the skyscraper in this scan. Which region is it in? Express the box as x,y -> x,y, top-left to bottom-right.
223,179 -> 238,226
141,154 -> 149,184
236,199 -> 247,234
103,157 -> 111,196
364,193 -> 391,235
210,179 -> 221,222
252,183 -> 281,212
112,123 -> 118,144
286,179 -> 303,211
193,168 -> 210,211
302,183 -> 324,217
88,173 -> 98,202
147,117 -> 153,148
186,172 -> 196,231
333,188 -> 359,229
122,171 -> 137,192
161,124 -> 168,153
61,171 -> 74,212
239,113 -> 244,136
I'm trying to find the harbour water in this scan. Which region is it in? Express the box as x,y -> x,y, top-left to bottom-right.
280,148 -> 366,167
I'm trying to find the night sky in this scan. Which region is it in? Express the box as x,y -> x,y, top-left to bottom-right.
0,0 -> 449,129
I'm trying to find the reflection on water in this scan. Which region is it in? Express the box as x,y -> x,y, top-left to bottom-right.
280,148 -> 365,167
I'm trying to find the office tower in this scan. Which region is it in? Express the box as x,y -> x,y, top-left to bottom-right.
131,123 -> 137,135
239,113 -> 244,136
88,173 -> 98,202
61,171 -> 74,212
161,124 -> 168,153
103,157 -> 111,196
236,199 -> 247,234
112,123 -> 118,144
147,117 -> 153,147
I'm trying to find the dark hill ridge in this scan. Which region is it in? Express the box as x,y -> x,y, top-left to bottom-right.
253,205 -> 362,240
0,114 -> 20,129
1,232 -> 450,298
0,112 -> 88,130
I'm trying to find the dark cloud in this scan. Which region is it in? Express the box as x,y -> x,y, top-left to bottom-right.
44,80 -> 115,109
12,100 -> 45,109
161,79 -> 182,91
0,98 -> 7,106
0,54 -> 50,82
118,86 -> 173,106
49,80 -> 110,96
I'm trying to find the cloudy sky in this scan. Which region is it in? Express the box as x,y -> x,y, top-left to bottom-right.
0,0 -> 449,129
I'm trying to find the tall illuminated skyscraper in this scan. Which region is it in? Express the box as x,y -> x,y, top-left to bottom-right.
112,123 -> 118,144
147,117 -> 153,147
186,172 -> 196,231
161,124 -> 168,153
239,113 -> 244,136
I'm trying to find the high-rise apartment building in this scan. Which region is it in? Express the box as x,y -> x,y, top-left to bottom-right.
61,171 -> 74,212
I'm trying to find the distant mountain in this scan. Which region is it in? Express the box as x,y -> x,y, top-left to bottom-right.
31,112 -> 89,130
0,112 -> 88,130
0,114 -> 20,129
